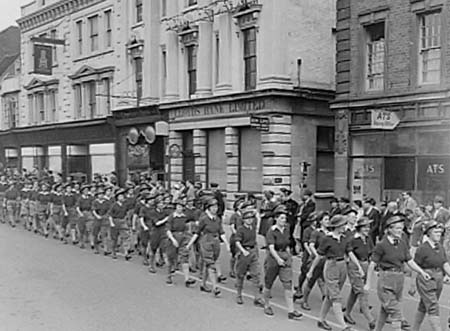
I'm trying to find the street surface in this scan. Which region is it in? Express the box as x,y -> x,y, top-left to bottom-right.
0,224 -> 448,331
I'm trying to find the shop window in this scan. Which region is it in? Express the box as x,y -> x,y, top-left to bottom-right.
91,143 -> 115,176
239,127 -> 262,192
419,11 -> 441,84
384,157 -> 415,190
316,126 -> 335,192
365,22 -> 385,91
150,138 -> 165,173
187,45 -> 197,97
418,131 -> 450,155
207,129 -> 226,190
243,28 -> 257,90
89,15 -> 99,52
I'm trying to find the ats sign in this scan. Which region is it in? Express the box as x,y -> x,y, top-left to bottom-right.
34,44 -> 53,75
371,109 -> 400,130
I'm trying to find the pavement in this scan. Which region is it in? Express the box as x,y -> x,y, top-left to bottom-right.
0,223 -> 448,331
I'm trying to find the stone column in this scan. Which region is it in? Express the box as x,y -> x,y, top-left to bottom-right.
193,129 -> 207,187
261,115 -> 292,191
215,14 -> 233,94
196,21 -> 213,97
169,130 -> 183,183
165,31 -> 180,101
225,127 -> 239,206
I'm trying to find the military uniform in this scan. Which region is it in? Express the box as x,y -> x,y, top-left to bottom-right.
76,192 -> 94,249
50,187 -> 65,240
36,187 -> 51,235
5,184 -> 20,227
92,194 -> 111,254
109,198 -> 130,259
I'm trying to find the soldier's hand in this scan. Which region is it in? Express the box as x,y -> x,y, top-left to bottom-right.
172,239 -> 179,248
363,283 -> 370,292
422,272 -> 431,281
306,271 -> 313,279
243,250 -> 250,257
358,268 -> 365,277
276,257 -> 286,267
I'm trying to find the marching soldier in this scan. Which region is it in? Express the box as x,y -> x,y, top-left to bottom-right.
365,215 -> 431,331
28,180 -> 39,232
5,180 -> 20,228
19,181 -> 31,229
109,188 -> 131,260
62,183 -> 78,244
262,204 -> 303,320
229,199 -> 245,279
344,216 -> 376,329
92,187 -> 111,254
412,220 -> 450,331
148,196 -> 170,273
139,194 -> 156,266
187,198 -> 230,297
234,209 -> 265,308
166,199 -> 196,287
49,183 -> 65,241
0,175 -> 8,223
76,185 -> 94,249
37,182 -> 51,236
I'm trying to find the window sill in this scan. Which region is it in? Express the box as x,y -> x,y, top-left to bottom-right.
131,21 -> 144,30
73,49 -> 114,63
183,4 -> 199,14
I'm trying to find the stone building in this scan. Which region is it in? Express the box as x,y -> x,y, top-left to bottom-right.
333,0 -> 450,205
159,0 -> 336,203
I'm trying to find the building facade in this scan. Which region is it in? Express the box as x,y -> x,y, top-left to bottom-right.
159,0 -> 336,203
333,0 -> 450,205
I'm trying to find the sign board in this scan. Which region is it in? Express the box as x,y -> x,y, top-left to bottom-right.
371,109 -> 400,130
33,44 -> 53,75
250,116 -> 270,132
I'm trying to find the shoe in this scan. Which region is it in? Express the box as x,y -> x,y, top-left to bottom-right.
112,254 -> 117,260
103,251 -> 111,256
189,267 -> 197,273
401,320 -> 410,330
218,275 -> 227,283
288,310 -> 303,320
166,276 -> 173,286
94,250 -> 100,255
253,298 -> 265,308
200,285 -> 212,293
213,288 -> 221,297
229,271 -> 236,279
293,291 -> 303,301
185,279 -> 196,288
264,306 -> 274,317
80,243 -> 85,249
143,260 -> 149,266
344,314 -> 356,325
369,320 -> 376,330
148,266 -> 156,274
300,301 -> 311,311
236,295 -> 243,305
125,255 -> 132,261
317,321 -> 332,331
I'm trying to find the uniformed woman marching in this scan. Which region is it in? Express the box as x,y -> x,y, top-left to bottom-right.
187,198 -> 230,297
308,214 -> 350,331
234,209 -> 265,308
365,215 -> 431,331
344,216 -> 376,329
109,188 -> 131,260
76,185 -> 94,249
166,199 -> 196,287
412,220 -> 450,331
263,205 -> 302,320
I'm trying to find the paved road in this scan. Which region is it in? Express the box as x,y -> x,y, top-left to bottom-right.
1,223 -> 448,331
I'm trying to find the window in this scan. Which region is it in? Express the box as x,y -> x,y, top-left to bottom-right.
3,95 -> 18,129
188,0 -> 198,6
49,90 -> 57,122
104,10 -> 112,48
243,28 -> 257,90
316,127 -> 335,192
102,78 -> 111,114
187,45 -> 197,97
88,15 -> 99,52
384,157 -> 415,190
419,12 -> 441,84
74,84 -> 83,119
87,81 -> 97,117
135,57 -> 143,103
136,0 -> 143,23
50,29 -> 57,63
28,95 -> 34,125
162,0 -> 167,17
365,22 -> 385,91
76,20 -> 83,55
37,92 -> 45,123
161,49 -> 167,97
239,128 -> 262,192
215,33 -> 220,85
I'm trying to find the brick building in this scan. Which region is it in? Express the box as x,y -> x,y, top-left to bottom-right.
333,0 -> 450,205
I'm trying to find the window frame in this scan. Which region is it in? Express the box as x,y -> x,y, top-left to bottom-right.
364,22 -> 385,92
136,0 -> 143,23
418,11 -> 442,85
243,27 -> 257,91
186,45 -> 197,97
316,126 -> 335,193
76,20 -> 83,56
88,15 -> 99,52
104,10 -> 112,48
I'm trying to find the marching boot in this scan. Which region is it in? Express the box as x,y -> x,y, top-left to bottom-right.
148,254 -> 156,273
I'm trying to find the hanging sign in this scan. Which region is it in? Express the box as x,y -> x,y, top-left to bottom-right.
33,44 -> 53,75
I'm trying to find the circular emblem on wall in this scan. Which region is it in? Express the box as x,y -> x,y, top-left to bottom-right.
169,144 -> 181,158
127,127 -> 139,145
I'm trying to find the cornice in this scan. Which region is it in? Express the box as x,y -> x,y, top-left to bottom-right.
17,0 -> 107,33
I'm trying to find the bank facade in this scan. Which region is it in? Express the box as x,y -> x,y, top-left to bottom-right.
333,0 -> 450,205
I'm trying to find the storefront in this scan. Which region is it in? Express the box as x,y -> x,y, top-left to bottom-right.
337,103 -> 450,206
162,89 -> 335,205
112,105 -> 169,186
0,118 -> 115,181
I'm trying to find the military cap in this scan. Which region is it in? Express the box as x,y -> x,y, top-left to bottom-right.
355,216 -> 373,228
328,215 -> 348,228
242,210 -> 257,219
424,220 -> 444,234
385,215 -> 406,228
